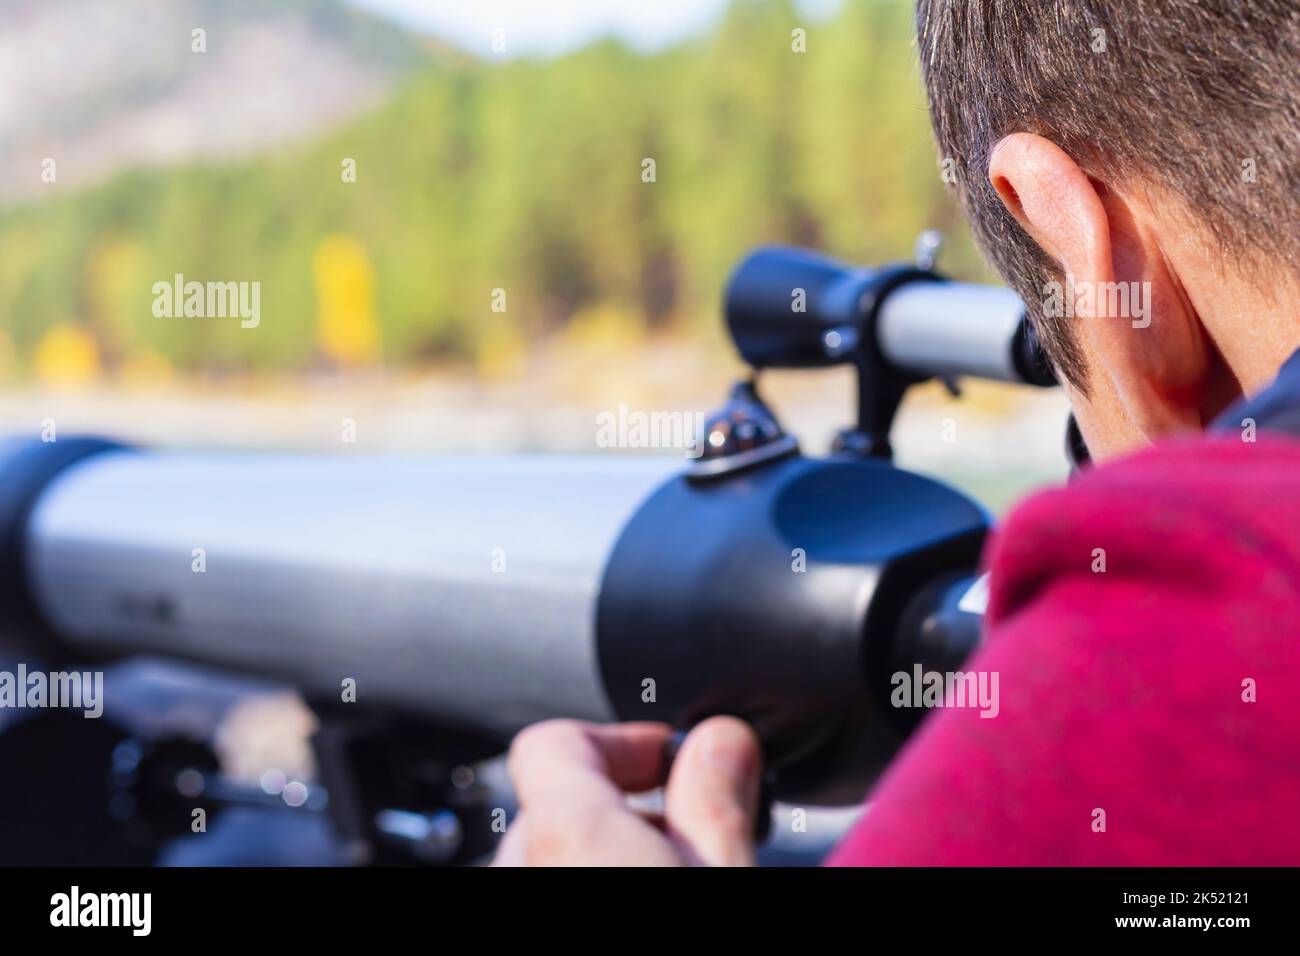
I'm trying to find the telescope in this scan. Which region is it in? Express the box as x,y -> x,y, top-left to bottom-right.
0,242 -> 1061,864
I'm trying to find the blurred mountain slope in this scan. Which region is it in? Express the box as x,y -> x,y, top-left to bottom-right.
0,0 -> 424,202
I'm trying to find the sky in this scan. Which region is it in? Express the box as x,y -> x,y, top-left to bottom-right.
344,0 -> 845,58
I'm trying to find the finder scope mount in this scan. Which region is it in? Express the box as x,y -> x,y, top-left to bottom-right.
705,238 -> 1057,471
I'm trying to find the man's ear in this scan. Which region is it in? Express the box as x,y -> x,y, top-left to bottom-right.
988,132 -> 1222,450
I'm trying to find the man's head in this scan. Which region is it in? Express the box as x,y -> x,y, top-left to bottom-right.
917,0 -> 1300,459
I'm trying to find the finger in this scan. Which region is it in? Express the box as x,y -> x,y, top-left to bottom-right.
507,719 -> 673,813
664,716 -> 762,866
506,720 -> 681,864
495,809 -> 664,867
586,721 -> 676,791
491,814 -> 529,867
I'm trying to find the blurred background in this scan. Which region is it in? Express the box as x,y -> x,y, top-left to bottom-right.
0,0 -> 1069,511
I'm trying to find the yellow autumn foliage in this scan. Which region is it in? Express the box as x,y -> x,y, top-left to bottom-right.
0,329 -> 13,381
554,303 -> 650,405
312,235 -> 381,366
119,349 -> 174,387
474,314 -> 528,381
34,323 -> 101,386
86,237 -> 148,352
564,303 -> 645,354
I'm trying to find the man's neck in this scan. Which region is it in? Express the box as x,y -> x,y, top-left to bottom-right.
1198,277 -> 1300,397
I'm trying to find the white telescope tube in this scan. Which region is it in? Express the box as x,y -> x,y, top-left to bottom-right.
24,449 -> 680,740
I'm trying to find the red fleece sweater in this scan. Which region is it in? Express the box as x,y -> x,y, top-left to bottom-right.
829,435 -> 1300,865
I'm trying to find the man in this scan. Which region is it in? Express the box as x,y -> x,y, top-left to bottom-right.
496,0 -> 1300,865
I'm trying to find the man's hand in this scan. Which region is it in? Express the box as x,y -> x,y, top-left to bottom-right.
493,716 -> 762,866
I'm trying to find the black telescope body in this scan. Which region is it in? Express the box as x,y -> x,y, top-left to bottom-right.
0,245 -> 1055,811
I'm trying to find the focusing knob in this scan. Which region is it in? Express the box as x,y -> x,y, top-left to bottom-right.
689,380 -> 799,480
